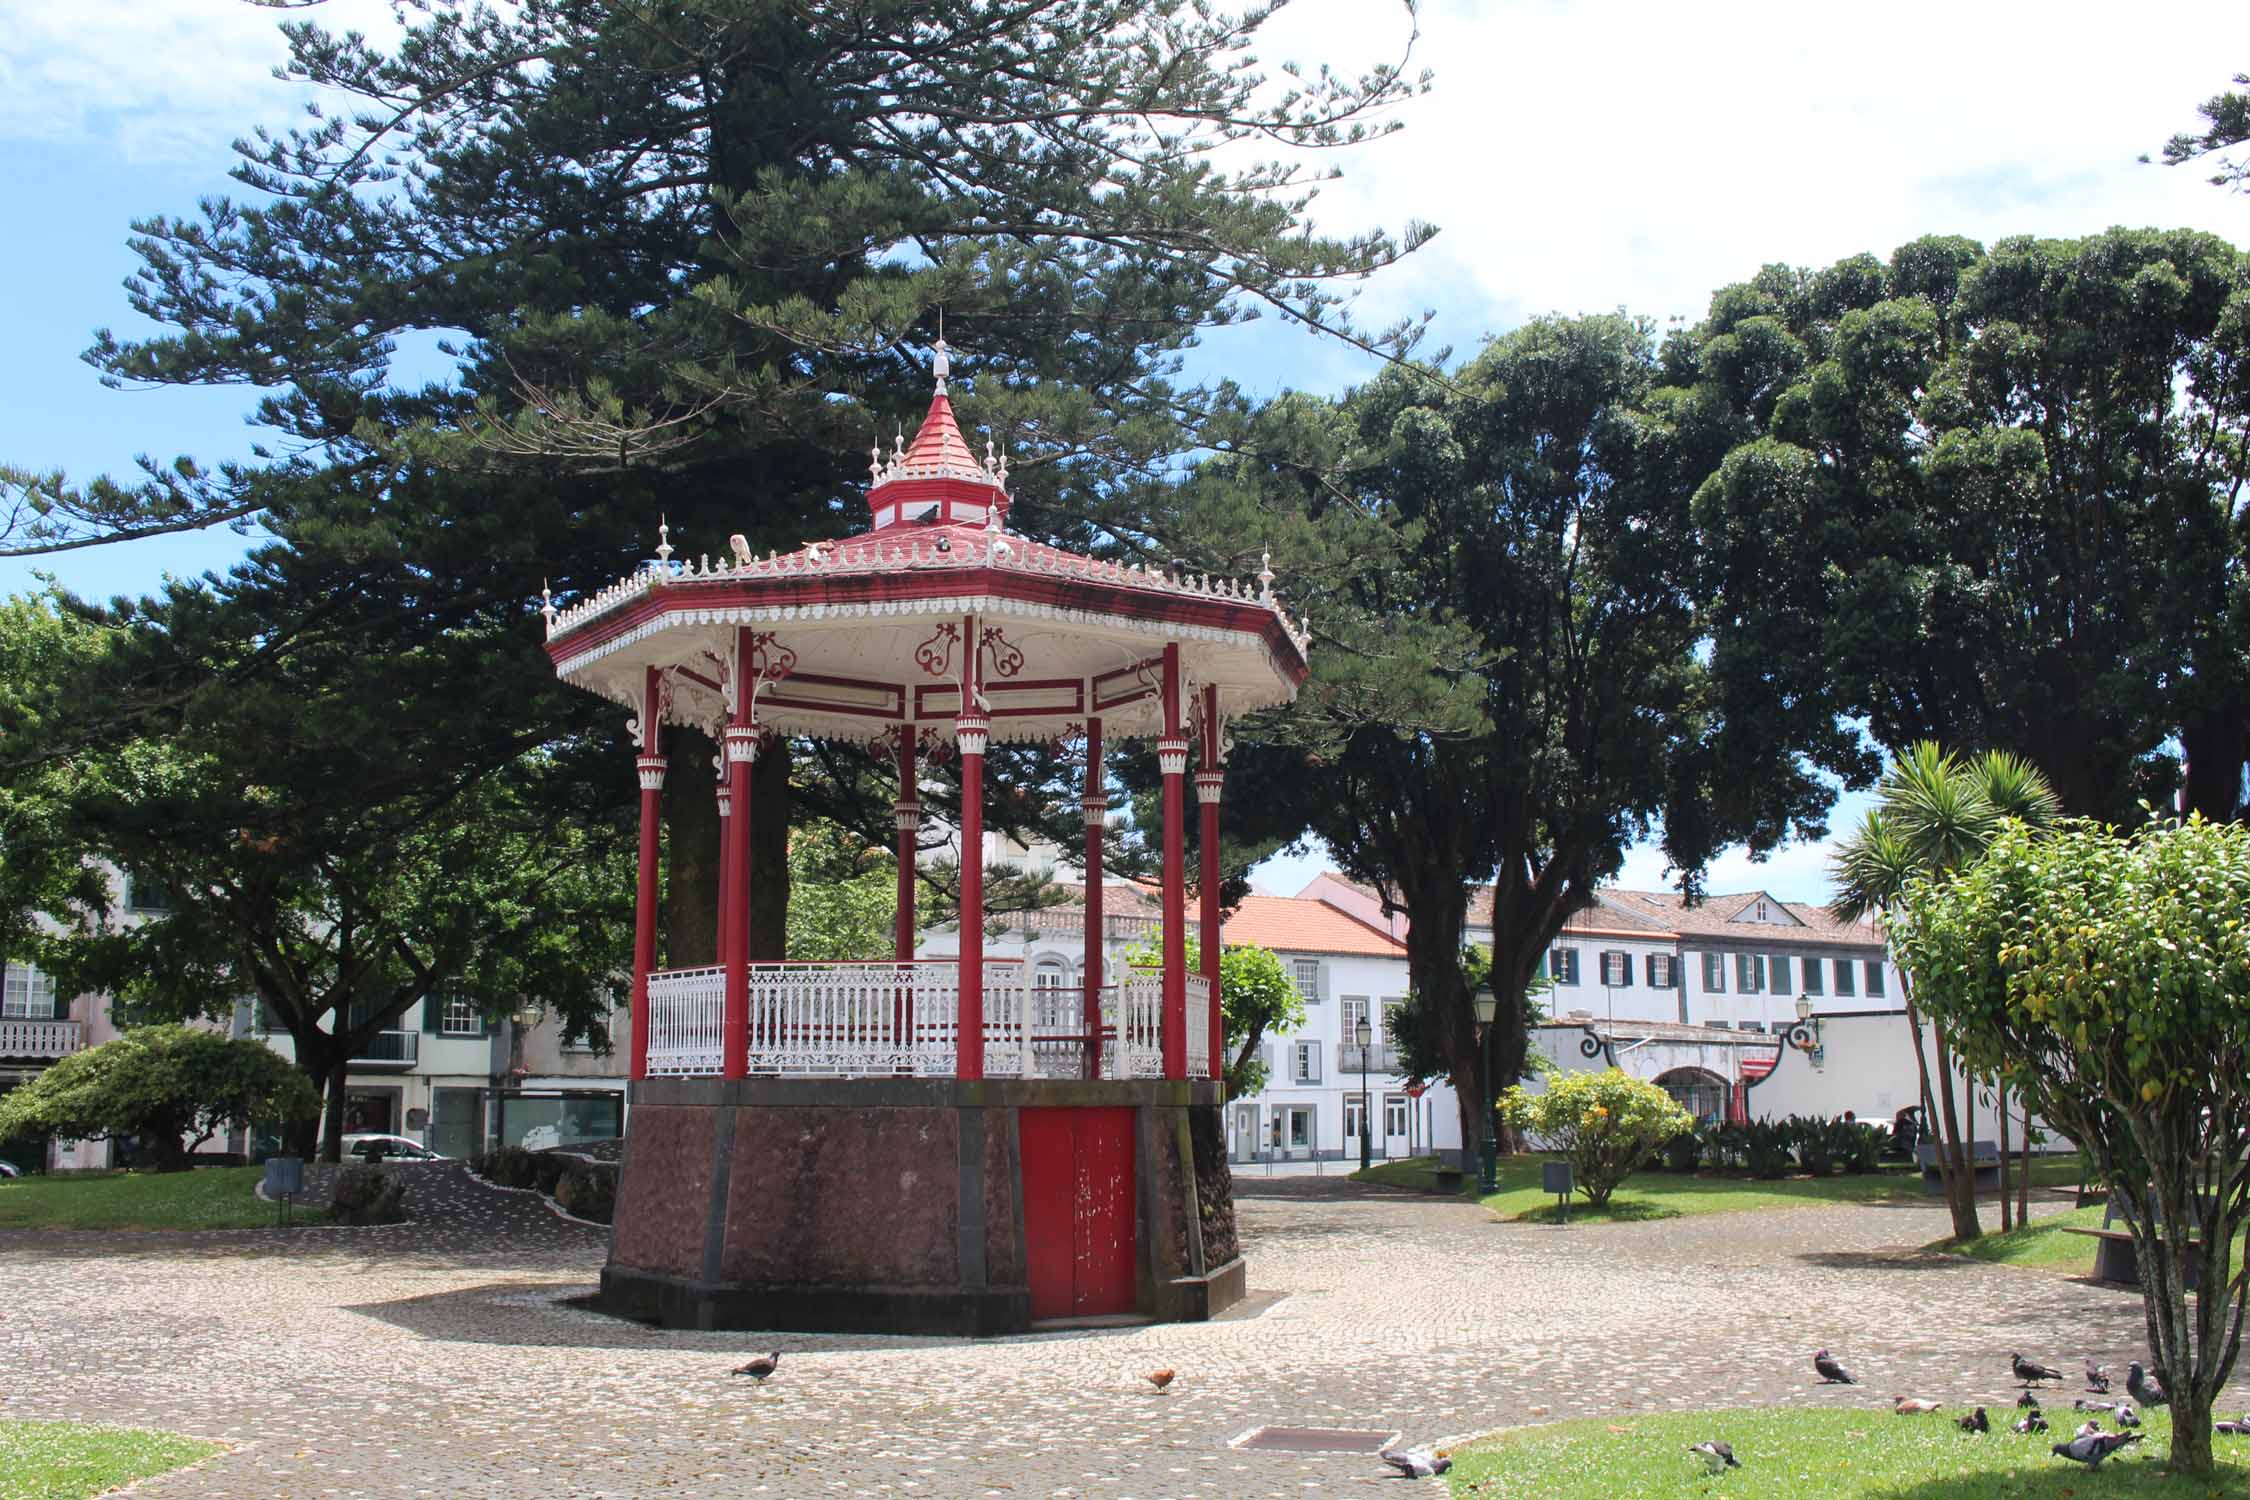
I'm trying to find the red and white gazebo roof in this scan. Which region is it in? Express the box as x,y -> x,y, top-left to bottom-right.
542,344 -> 1309,747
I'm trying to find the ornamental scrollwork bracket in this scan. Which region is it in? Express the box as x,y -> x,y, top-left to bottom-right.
915,622 -> 961,678
979,625 -> 1025,680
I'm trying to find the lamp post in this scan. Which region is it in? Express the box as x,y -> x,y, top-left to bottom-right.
1354,1016 -> 1373,1172
1473,984 -> 1500,1193
1793,993 -> 1823,1066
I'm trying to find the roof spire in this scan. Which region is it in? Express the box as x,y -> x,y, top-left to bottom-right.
932,333 -> 951,397
656,515 -> 674,566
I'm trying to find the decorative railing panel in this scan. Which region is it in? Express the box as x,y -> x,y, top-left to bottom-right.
1184,974 -> 1212,1078
648,965 -> 725,1076
645,960 -> 1214,1081
1338,1043 -> 1400,1075
0,1018 -> 82,1060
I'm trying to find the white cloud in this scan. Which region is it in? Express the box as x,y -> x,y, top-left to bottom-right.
0,0 -> 400,165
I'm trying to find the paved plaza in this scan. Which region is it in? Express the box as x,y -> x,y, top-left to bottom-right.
0,1167 -> 2200,1497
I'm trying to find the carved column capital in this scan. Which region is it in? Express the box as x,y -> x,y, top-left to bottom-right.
635,755 -> 669,791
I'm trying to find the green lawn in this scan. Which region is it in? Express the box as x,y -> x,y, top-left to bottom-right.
1353,1154 -> 2082,1225
0,1421 -> 223,1500
0,1167 -> 320,1231
1947,1206 -> 2250,1281
1446,1406 -> 2250,1498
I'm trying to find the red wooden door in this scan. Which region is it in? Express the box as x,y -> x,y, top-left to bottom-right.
1020,1107 -> 1137,1319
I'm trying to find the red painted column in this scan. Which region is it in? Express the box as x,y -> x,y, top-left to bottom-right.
1158,643 -> 1188,1080
1081,716 -> 1106,1081
956,614 -> 987,1080
1196,683 -> 1224,1083
894,732 -> 920,963
629,669 -> 666,1083
722,630 -> 757,1080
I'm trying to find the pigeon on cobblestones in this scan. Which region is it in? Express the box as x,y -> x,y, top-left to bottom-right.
2013,1412 -> 2049,1435
2084,1359 -> 2111,1393
731,1351 -> 781,1383
1380,1446 -> 1451,1478
2051,1429 -> 2141,1469
1955,1407 -> 1990,1433
1146,1368 -> 1176,1393
1893,1397 -> 1943,1415
1812,1350 -> 1856,1385
2012,1353 -> 2063,1386
1688,1440 -> 1740,1473
2126,1361 -> 2167,1407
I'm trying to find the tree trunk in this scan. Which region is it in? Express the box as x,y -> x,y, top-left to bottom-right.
2018,1106 -> 2031,1225
663,725 -> 723,967
1931,1029 -> 1981,1240
1997,1084 -> 2012,1232
318,1058 -> 349,1164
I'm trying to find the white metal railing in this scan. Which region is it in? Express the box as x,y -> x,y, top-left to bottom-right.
0,1018 -> 83,1060
645,961 -> 1217,1081
647,965 -> 725,1076
1184,974 -> 1213,1078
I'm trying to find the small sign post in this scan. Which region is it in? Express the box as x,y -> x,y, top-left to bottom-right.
264,1155 -> 304,1228
1542,1159 -> 1573,1225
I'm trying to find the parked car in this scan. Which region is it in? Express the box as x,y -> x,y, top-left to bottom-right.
342,1133 -> 447,1163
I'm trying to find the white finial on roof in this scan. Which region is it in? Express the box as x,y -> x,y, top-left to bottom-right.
1257,547 -> 1275,601
540,579 -> 556,630
870,437 -> 883,483
932,335 -> 951,396
656,516 -> 674,565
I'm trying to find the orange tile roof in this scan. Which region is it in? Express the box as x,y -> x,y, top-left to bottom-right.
1220,894 -> 1406,958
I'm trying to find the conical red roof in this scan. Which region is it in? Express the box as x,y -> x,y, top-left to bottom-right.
898,391 -> 981,477
865,349 -> 1008,531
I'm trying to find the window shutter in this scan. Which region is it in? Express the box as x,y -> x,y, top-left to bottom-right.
423,997 -> 444,1033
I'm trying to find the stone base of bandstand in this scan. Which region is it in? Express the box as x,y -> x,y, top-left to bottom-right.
599,1076 -> 1243,1337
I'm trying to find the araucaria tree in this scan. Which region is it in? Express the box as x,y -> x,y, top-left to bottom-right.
0,0 -> 1432,967
1896,816 -> 2250,1473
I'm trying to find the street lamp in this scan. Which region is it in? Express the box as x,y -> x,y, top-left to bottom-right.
1354,1016 -> 1373,1172
1792,993 -> 1823,1066
1473,985 -> 1500,1193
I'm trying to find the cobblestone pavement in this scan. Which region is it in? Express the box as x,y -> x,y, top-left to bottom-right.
0,1166 -> 2215,1498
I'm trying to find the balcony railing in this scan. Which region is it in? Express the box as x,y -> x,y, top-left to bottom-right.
0,1018 -> 83,1061
1338,1043 -> 1401,1075
350,1030 -> 419,1069
645,960 -> 1217,1081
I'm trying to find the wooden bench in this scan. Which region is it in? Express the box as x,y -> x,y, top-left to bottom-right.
1432,1167 -> 1465,1194
1917,1140 -> 2001,1195
2062,1191 -> 2203,1290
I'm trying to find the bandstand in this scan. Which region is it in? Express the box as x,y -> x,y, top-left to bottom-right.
542,344 -> 1308,1334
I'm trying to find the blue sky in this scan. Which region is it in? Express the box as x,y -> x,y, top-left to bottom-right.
2,0 -> 2244,902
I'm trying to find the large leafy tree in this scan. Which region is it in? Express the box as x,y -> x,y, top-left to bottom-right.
1160,314 -> 1852,1153
1829,742 -> 2059,1242
0,592 -> 633,1161
1687,229 -> 2250,822
1897,815 -> 2250,1474
0,0 -> 1430,960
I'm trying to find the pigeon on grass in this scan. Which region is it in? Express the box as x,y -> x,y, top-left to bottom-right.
1812,1349 -> 1856,1385
1688,1440 -> 1741,1473
2084,1359 -> 2112,1393
2013,1412 -> 2049,1435
2072,1397 -> 2122,1414
2113,1403 -> 2140,1429
2216,1418 -> 2250,1436
731,1351 -> 781,1384
2072,1420 -> 2105,1441
2012,1353 -> 2063,1387
1955,1407 -> 1989,1433
2126,1361 -> 2168,1408
2051,1429 -> 2141,1469
2015,1391 -> 2040,1409
1380,1446 -> 1451,1478
1893,1396 -> 1943,1415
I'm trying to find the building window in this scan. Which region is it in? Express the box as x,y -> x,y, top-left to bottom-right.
1599,950 -> 1630,987
1385,1095 -> 1409,1137
2,963 -> 59,1020
1864,960 -> 1886,998
562,1019 -> 609,1053
441,996 -> 483,1036
1292,1039 -> 1322,1084
1549,947 -> 1580,985
1701,951 -> 1725,993
1741,1020 -> 1766,1032
124,873 -> 173,912
1802,957 -> 1824,996
1033,961 -> 1074,1027
1707,1019 -> 1731,1029
1344,1096 -> 1366,1142
1735,953 -> 1763,994
1645,954 -> 1676,989
1834,958 -> 1856,997
1766,954 -> 1791,993
1291,958 -> 1322,1004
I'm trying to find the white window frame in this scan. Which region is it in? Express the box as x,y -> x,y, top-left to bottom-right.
1384,1095 -> 1410,1137
1599,950 -> 1630,987
1032,960 -> 1074,1028
2,963 -> 58,1020
440,996 -> 483,1036
1291,958 -> 1323,1004
1344,1095 -> 1367,1142
1735,952 -> 1763,994
1646,953 -> 1676,989
1293,1039 -> 1322,1084
1701,951 -> 1725,993
1549,946 -> 1580,985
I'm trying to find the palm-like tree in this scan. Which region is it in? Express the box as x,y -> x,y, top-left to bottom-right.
1831,743 -> 2059,1240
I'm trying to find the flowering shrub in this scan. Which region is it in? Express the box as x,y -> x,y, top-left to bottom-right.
1498,1069 -> 1693,1208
